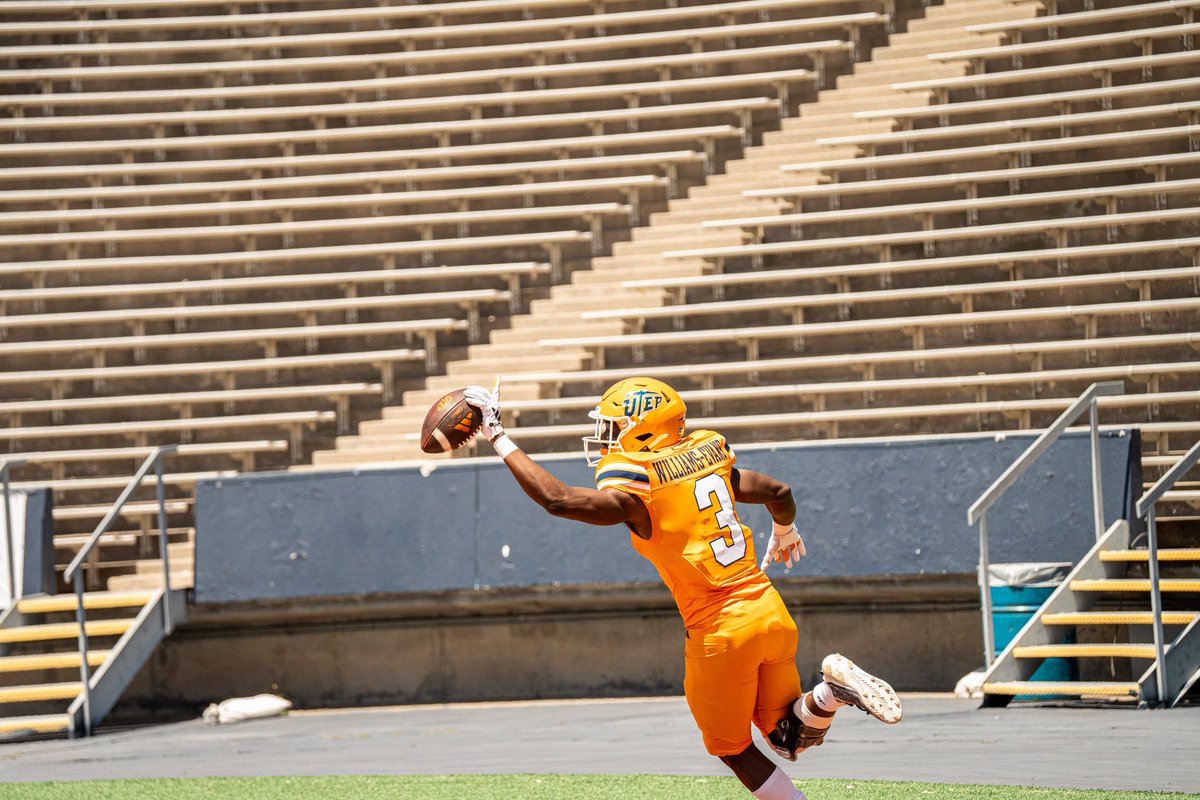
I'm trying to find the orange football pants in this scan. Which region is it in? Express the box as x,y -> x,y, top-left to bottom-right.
682,586 -> 801,756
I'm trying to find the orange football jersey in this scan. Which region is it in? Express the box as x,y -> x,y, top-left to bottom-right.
594,429 -> 771,629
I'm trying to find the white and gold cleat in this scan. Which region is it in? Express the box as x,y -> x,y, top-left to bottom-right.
821,653 -> 903,724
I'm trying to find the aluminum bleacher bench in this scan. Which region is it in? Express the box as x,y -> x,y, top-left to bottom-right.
782,125 -> 1200,178
0,131 -> 732,188
0,42 -> 847,111
623,237 -> 1200,299
0,410 -> 336,458
816,100 -> 1200,150
0,8 -> 884,60
892,49 -> 1200,98
1,177 -> 667,232
587,266 -> 1200,325
928,21 -> 1200,67
364,391 -> 1199,446
540,296 -> 1200,364
0,348 -> 424,403
0,318 -> 464,373
0,263 -> 551,317
710,177 -> 1200,233
745,151 -> 1200,205
4,440 -> 287,479
0,70 -> 814,136
855,75 -> 1200,125
0,16 -> 877,86
490,360 -> 1200,421
0,98 -> 781,158
6,203 -> 628,259
0,383 -> 382,433
665,206 -> 1200,263
3,230 -> 590,286
2,0 -> 816,32
0,289 -> 509,345
484,331 -> 1200,392
966,0 -> 1200,37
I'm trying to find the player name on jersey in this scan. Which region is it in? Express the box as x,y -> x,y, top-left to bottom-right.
650,438 -> 728,484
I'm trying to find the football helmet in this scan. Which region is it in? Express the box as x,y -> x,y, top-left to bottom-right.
584,376 -> 687,466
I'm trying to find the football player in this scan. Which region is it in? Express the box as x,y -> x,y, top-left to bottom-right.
464,377 -> 901,800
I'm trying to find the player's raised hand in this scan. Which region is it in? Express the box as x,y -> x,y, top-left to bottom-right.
760,521 -> 806,570
463,377 -> 505,442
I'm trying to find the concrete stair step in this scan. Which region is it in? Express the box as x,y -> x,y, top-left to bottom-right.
135,558 -> 194,575
838,62 -> 968,89
873,32 -> 1006,60
910,7 -> 1044,31
612,232 -> 745,257
311,444 -> 432,466
765,120 -> 897,144
445,352 -> 593,377
490,319 -> 627,345
106,571 -> 194,592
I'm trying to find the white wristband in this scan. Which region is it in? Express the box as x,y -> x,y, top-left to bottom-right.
772,520 -> 796,536
492,433 -> 518,460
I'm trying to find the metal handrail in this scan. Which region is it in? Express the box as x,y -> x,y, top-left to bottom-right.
968,380 -> 1125,669
1,459 -> 28,608
1135,439 -> 1200,707
64,444 -> 177,738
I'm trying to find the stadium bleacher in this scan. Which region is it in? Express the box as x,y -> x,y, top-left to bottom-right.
1,0 -> 1197,737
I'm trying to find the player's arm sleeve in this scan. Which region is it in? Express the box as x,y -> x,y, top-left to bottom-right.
594,459 -> 651,503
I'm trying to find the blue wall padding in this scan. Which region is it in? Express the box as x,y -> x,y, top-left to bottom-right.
194,430 -> 1137,604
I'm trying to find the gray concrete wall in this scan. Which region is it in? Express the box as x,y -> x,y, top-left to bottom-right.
194,430 -> 1138,603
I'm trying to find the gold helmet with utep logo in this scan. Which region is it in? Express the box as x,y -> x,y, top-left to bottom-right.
584,377 -> 686,466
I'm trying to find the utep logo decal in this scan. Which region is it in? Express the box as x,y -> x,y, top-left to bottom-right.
623,389 -> 664,418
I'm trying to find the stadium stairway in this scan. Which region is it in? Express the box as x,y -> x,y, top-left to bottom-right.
980,440 -> 1200,707
308,0 -> 1048,467
0,588 -> 186,738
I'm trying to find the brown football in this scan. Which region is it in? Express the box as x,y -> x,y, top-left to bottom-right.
419,388 -> 482,454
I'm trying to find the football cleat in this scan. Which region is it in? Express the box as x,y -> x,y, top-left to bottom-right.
821,653 -> 903,724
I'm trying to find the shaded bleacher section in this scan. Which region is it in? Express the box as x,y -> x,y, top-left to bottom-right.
0,0 -> 889,592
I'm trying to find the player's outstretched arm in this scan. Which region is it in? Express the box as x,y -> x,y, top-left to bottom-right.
463,382 -> 649,530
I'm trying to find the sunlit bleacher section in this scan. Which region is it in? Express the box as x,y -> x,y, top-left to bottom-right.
0,0 -> 896,598
319,0 -> 1200,468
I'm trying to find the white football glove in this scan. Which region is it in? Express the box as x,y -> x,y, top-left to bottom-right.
463,378 -> 505,442
760,521 -> 807,570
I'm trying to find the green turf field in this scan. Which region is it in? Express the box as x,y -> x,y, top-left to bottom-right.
2,776 -> 1195,799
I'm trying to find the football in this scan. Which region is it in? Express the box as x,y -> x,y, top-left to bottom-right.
419,388 -> 483,453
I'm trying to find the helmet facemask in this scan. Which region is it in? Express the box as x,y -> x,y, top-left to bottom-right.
584,409 -> 630,467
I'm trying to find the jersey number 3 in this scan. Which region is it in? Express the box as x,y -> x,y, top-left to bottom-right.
693,472 -> 747,567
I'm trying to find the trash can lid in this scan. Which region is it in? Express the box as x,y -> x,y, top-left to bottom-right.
987,562 -> 1073,587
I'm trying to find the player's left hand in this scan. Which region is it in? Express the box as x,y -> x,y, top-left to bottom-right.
463,377 -> 505,442
760,521 -> 806,570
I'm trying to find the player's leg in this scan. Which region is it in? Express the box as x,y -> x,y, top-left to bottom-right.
752,594 -> 827,761
684,621 -> 803,798
719,743 -> 807,800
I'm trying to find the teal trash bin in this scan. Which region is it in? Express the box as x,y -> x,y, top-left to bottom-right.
988,562 -> 1077,688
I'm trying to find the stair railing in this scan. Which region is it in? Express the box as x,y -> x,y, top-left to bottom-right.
1135,438 -> 1200,708
63,444 -> 177,738
967,381 -> 1125,669
1,458 -> 27,609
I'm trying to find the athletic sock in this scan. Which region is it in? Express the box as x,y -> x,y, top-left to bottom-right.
798,694 -> 834,729
812,681 -> 847,713
752,766 -> 807,800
